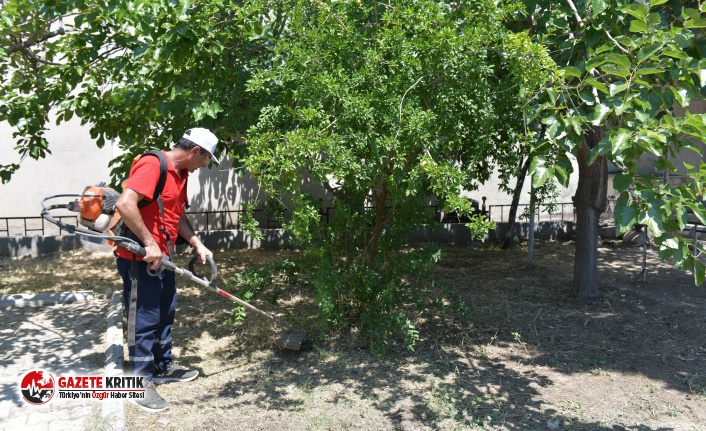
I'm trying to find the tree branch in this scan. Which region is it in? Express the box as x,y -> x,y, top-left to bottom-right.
6,28 -> 65,55
604,29 -> 632,56
22,47 -> 61,66
395,76 -> 424,140
565,0 -> 584,28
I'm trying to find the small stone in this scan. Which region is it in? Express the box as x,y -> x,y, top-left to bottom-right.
157,417 -> 170,425
547,418 -> 560,430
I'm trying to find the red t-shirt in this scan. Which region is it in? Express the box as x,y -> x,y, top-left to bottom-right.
115,151 -> 188,260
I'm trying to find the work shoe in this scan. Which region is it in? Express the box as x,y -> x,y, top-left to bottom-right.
152,363 -> 199,383
131,381 -> 168,413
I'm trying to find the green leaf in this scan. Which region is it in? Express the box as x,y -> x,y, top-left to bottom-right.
588,145 -> 602,165
687,203 -> 706,225
546,88 -> 557,104
584,77 -> 609,95
1,13 -> 13,26
662,49 -> 687,60
629,20 -> 647,32
671,87 -> 691,107
605,53 -> 631,69
694,259 -> 705,286
662,237 -> 679,249
639,213 -> 662,237
591,0 -> 608,18
649,0 -> 668,5
622,3 -> 648,20
615,195 -> 639,233
613,172 -> 633,192
611,129 -> 631,154
685,18 -> 706,29
554,154 -> 572,186
684,115 -> 706,136
530,155 -> 554,187
637,43 -> 662,64
562,66 -> 582,79
609,82 -> 630,96
586,54 -> 609,72
636,68 -> 664,76
590,103 -> 611,126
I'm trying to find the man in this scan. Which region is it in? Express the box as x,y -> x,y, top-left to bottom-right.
114,128 -> 219,412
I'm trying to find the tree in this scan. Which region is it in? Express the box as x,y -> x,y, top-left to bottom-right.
523,0 -> 706,299
0,0 -> 271,183
1,0 -> 557,350
242,0 -> 556,349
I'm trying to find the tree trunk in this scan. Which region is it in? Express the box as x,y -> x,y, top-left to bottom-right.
364,181 -> 390,265
502,156 -> 532,249
573,126 -> 608,302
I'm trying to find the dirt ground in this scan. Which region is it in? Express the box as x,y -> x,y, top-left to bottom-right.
1,241 -> 705,430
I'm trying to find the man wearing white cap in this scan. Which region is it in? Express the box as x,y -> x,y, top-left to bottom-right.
114,127 -> 220,412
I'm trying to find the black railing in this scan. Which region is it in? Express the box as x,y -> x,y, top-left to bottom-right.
2,202 -> 584,238
487,202 -> 576,224
1,215 -> 78,237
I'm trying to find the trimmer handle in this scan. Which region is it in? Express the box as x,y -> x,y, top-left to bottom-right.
189,255 -> 217,284
120,242 -> 178,275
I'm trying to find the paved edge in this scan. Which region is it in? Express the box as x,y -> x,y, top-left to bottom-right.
0,290 -> 94,307
103,291 -> 125,431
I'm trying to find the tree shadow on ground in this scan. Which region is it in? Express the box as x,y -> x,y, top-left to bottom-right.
0,300 -> 106,409
160,242 -> 705,430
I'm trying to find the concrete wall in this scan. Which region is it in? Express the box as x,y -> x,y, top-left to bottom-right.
0,118 -> 266,219
1,117 -> 579,220
1,221 -> 578,258
0,117 -> 117,218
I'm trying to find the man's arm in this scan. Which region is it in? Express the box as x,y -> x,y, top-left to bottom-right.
115,188 -> 163,269
178,213 -> 213,263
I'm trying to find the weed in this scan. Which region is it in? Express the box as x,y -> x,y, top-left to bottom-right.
590,368 -> 611,377
426,377 -> 459,419
560,400 -> 584,413
512,331 -> 529,354
663,402 -> 683,417
646,379 -> 662,394
82,406 -> 114,431
687,372 -> 706,397
582,357 -> 606,368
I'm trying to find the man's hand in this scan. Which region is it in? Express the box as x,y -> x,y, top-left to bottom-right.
178,214 -> 213,264
143,240 -> 164,270
194,244 -> 213,265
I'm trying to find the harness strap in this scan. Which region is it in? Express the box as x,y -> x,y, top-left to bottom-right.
156,194 -> 175,261
127,254 -> 139,348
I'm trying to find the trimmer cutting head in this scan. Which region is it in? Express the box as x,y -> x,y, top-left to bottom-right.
275,329 -> 312,351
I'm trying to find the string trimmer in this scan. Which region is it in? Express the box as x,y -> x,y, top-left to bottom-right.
40,191 -> 311,351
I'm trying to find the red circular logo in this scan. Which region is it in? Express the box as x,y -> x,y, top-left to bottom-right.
20,370 -> 55,405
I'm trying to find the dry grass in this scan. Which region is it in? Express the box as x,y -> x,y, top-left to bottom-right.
3,241 -> 706,430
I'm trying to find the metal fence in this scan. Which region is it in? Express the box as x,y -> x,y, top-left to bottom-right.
1,200 -> 601,238
486,202 -> 576,224
0,209 -> 281,238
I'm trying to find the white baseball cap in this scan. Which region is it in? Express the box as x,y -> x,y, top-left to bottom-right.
183,128 -> 221,164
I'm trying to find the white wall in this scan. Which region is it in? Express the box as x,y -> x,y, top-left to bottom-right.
1,118 -> 580,221
469,158 -> 580,209
0,117 -> 116,218
0,119 -> 260,219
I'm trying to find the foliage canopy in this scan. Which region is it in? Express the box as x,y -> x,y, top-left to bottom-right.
241,0 -> 556,349
523,0 -> 706,286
